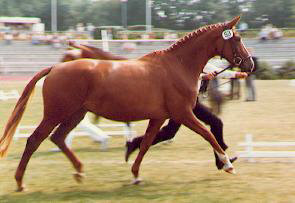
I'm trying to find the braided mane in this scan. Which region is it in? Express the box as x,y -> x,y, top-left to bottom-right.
140,22 -> 227,60
161,22 -> 225,53
166,23 -> 225,52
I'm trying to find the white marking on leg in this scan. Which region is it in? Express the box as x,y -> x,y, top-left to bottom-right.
215,150 -> 236,174
132,177 -> 142,185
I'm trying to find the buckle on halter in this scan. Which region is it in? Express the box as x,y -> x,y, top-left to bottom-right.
233,57 -> 242,66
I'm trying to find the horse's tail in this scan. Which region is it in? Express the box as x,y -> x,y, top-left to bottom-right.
0,67 -> 53,157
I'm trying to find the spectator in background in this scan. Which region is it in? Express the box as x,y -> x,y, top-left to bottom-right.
122,42 -> 137,52
270,27 -> 283,40
86,23 -> 95,39
245,48 -> 258,101
141,33 -> 150,40
4,32 -> 13,45
31,34 -> 40,45
259,24 -> 283,41
121,34 -> 137,53
259,24 -> 272,41
238,22 -> 248,33
164,32 -> 178,40
51,35 -> 62,49
229,68 -> 241,100
76,23 -> 85,33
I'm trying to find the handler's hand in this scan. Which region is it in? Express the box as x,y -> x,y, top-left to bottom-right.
202,71 -> 217,80
235,72 -> 248,79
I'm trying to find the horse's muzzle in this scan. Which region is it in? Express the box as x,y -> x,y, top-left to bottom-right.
240,56 -> 255,73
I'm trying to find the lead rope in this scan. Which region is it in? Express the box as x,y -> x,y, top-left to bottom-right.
199,64 -> 234,94
201,68 -> 262,95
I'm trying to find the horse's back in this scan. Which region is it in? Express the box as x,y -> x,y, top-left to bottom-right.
42,58 -> 169,122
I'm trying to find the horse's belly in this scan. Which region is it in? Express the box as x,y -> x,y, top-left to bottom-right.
85,90 -> 168,121
88,106 -> 168,121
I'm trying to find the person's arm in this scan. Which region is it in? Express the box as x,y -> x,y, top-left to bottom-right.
202,63 -> 247,80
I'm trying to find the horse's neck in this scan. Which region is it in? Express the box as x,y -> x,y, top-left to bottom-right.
172,35 -> 217,78
141,34 -> 217,82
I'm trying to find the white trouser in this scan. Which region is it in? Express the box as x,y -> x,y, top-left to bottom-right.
49,115 -> 109,152
66,115 -> 109,150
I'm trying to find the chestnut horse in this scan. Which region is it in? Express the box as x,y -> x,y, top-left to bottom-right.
0,16 -> 253,191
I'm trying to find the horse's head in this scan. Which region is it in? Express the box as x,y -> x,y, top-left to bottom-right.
215,16 -> 254,72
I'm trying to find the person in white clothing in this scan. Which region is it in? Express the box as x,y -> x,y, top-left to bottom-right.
51,114 -> 110,151
202,62 -> 239,114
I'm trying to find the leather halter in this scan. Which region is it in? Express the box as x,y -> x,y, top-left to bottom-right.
219,27 -> 252,68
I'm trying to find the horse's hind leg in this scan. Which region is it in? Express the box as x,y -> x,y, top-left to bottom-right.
50,108 -> 87,183
15,119 -> 58,192
131,119 -> 165,184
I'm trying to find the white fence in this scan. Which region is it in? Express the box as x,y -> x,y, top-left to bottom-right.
238,134 -> 295,162
0,89 -> 19,100
15,122 -> 137,151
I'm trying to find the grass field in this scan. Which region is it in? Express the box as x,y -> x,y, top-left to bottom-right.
0,80 -> 295,203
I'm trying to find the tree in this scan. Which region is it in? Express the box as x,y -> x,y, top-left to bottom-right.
0,0 -> 294,31
250,0 -> 295,28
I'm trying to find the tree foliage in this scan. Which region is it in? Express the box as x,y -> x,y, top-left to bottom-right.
0,0 -> 293,31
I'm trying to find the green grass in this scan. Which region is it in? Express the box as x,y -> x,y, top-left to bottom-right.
1,80 -> 295,202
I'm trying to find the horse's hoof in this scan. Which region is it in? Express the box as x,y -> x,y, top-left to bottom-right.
73,172 -> 85,183
132,177 -> 142,185
216,156 -> 238,170
16,185 -> 26,192
223,162 -> 236,174
225,167 -> 236,174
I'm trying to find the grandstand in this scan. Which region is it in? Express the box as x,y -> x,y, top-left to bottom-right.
0,38 -> 294,75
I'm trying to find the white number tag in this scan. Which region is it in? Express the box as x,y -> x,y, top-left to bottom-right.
222,29 -> 234,40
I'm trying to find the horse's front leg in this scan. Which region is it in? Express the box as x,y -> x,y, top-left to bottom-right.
176,109 -> 235,174
131,119 -> 165,184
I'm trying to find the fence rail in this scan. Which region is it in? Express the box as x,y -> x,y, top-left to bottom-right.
238,134 -> 295,162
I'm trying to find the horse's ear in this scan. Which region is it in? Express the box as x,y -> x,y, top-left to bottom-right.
227,16 -> 241,28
